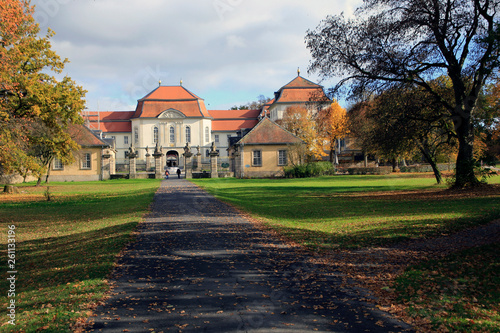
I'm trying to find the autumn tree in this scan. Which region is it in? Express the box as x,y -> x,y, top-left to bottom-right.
476,80 -> 500,162
277,106 -> 326,161
0,0 -> 86,181
372,82 -> 458,183
348,98 -> 417,172
315,100 -> 349,163
306,0 -> 500,188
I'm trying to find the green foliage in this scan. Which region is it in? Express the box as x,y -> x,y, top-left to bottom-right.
447,160 -> 498,188
0,0 -> 86,177
283,162 -> 335,178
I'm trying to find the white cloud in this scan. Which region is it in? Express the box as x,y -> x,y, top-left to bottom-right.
32,0 -> 363,110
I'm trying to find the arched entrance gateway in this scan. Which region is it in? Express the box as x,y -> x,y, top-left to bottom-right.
166,151 -> 179,168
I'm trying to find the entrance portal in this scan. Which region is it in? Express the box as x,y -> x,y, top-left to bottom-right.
166,151 -> 179,168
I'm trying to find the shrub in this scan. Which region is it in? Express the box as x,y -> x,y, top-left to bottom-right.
284,162 -> 335,178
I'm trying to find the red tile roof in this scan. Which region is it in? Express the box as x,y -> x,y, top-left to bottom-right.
68,124 -> 109,147
237,118 -> 303,145
209,109 -> 261,119
281,76 -> 322,88
99,111 -> 135,120
132,86 -> 210,118
212,119 -> 259,132
273,75 -> 330,104
84,111 -> 133,133
98,121 -> 132,133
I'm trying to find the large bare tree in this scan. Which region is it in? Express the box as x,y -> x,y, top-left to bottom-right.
306,0 -> 500,188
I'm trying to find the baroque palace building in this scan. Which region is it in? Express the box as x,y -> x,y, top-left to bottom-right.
84,71 -> 331,169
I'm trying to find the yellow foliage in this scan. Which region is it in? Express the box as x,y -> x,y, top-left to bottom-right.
316,100 -> 349,152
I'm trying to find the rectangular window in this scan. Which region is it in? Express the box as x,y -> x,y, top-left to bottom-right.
134,128 -> 139,144
252,150 -> 262,166
205,127 -> 210,143
81,153 -> 91,169
124,136 -> 129,145
185,126 -> 191,143
215,134 -> 219,143
53,158 -> 64,170
278,150 -> 287,166
153,127 -> 159,144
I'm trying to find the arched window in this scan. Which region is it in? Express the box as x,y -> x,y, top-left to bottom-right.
169,126 -> 175,143
205,126 -> 210,143
153,126 -> 159,144
185,126 -> 191,143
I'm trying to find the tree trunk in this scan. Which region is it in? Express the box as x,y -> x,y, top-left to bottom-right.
44,159 -> 53,184
391,157 -> 398,172
36,177 -> 42,186
419,145 -> 442,184
453,111 -> 479,188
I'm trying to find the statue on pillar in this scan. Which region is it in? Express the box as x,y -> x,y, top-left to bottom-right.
183,142 -> 192,157
154,141 -> 161,155
128,144 -> 137,158
209,141 -> 219,157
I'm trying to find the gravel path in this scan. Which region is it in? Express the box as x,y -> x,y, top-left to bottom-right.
86,179 -> 412,332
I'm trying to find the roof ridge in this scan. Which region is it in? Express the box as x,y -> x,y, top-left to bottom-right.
279,75 -> 322,90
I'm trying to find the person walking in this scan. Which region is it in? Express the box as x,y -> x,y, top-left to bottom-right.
165,169 -> 169,179
176,168 -> 181,179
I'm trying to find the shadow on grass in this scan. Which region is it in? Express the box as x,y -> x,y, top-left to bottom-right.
210,185 -> 500,222
0,188 -> 156,225
0,221 -> 138,294
258,211 -> 500,250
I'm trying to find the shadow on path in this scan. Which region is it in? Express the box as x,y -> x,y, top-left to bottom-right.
87,179 -> 413,332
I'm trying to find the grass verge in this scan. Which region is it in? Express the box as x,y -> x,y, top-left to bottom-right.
192,174 -> 500,249
0,179 -> 161,332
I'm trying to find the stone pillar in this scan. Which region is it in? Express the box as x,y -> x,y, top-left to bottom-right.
183,143 -> 193,179
128,144 -> 138,179
145,146 -> 152,172
109,149 -> 116,176
209,141 -> 219,179
101,152 -> 111,180
234,149 -> 242,178
153,143 -> 164,179
129,156 -> 137,179
195,146 -> 201,171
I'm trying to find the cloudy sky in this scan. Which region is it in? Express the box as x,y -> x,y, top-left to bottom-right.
32,0 -> 362,111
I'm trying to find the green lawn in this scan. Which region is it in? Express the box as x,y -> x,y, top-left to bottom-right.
192,173 -> 500,332
0,179 -> 161,332
192,174 -> 500,249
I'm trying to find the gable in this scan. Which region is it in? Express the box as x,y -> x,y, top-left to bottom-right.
158,109 -> 186,119
237,118 -> 303,145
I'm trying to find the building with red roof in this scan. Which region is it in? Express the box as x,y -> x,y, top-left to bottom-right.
83,72 -> 330,170
266,71 -> 331,121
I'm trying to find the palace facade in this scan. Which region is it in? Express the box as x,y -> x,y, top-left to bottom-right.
84,72 -> 332,171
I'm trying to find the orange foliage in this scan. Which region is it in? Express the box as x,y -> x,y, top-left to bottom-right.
316,100 -> 349,149
279,106 -> 326,160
